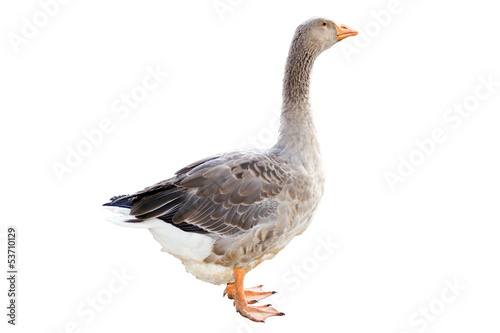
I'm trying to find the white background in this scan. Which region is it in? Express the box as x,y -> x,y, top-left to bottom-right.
1,0 -> 499,332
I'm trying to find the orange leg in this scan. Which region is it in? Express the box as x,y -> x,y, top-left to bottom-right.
224,268 -> 284,322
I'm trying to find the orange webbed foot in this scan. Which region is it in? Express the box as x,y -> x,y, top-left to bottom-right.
223,284 -> 276,304
236,303 -> 285,322
224,268 -> 284,323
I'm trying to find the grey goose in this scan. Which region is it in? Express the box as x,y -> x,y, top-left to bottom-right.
104,17 -> 357,322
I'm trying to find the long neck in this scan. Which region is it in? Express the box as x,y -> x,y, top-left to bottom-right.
274,40 -> 319,156
282,46 -> 315,112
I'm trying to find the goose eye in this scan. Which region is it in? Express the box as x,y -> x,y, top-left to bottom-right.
322,21 -> 328,27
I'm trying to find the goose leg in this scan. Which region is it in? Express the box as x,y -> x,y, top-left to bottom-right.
224,268 -> 284,322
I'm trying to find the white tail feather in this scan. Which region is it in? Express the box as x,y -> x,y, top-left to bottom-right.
103,206 -> 163,229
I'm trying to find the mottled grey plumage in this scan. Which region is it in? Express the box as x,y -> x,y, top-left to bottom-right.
104,17 -> 354,284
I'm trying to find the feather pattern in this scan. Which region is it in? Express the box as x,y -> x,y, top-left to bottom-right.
104,152 -> 291,238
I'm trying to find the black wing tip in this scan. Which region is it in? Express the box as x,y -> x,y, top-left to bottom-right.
102,194 -> 134,208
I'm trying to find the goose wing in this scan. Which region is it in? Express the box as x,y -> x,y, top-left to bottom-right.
104,152 -> 291,236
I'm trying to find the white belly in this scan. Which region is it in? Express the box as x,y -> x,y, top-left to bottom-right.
148,221 -> 234,285
106,208 -> 234,285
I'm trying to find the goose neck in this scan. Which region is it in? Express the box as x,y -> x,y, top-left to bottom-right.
281,46 -> 316,112
274,43 -> 320,157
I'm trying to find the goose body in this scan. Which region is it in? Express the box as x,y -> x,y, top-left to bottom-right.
104,17 -> 357,322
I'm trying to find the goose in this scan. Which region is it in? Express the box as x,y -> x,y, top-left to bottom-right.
103,17 -> 357,322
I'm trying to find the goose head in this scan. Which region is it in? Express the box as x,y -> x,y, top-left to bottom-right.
294,17 -> 358,54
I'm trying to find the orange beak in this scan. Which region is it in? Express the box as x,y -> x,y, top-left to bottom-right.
335,23 -> 358,40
